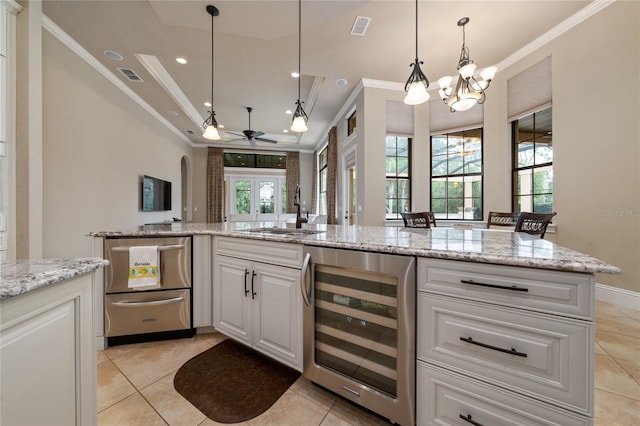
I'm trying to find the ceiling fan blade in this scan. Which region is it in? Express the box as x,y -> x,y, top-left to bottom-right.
252,131 -> 265,138
225,132 -> 245,138
255,137 -> 278,144
249,139 -> 257,148
225,138 -> 246,142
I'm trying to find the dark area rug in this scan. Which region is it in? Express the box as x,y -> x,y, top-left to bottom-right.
174,339 -> 301,423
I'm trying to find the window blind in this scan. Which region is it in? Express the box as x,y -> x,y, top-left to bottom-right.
508,57 -> 552,122
386,101 -> 413,135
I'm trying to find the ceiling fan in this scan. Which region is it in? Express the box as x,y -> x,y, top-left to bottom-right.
225,107 -> 278,147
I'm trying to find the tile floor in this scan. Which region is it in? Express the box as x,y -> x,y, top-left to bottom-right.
97,301 -> 639,425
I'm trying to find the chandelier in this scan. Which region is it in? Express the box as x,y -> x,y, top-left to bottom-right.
202,5 -> 221,140
403,0 -> 430,105
437,17 -> 496,112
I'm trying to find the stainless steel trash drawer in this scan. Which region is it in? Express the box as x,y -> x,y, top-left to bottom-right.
105,289 -> 191,337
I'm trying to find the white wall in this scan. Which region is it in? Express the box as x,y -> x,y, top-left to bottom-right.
40,32 -> 192,257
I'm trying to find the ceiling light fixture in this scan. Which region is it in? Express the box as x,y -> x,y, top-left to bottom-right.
176,57 -> 187,64
202,5 -> 221,140
290,0 -> 308,133
437,17 -> 497,112
403,0 -> 430,105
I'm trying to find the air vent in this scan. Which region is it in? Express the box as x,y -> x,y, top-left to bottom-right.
116,67 -> 143,82
186,130 -> 196,135
350,16 -> 371,36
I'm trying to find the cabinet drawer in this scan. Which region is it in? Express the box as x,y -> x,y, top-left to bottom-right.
418,258 -> 594,319
214,236 -> 302,269
417,294 -> 593,415
417,362 -> 590,426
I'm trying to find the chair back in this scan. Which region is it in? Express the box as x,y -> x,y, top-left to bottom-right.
487,211 -> 521,229
515,212 -> 557,238
400,212 -> 432,228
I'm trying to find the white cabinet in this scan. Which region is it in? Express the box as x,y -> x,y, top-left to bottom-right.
0,273 -> 97,426
416,258 -> 595,425
213,236 -> 303,371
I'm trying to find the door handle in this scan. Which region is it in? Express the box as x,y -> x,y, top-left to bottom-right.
112,296 -> 184,307
251,271 -> 257,299
301,252 -> 312,306
244,269 -> 250,297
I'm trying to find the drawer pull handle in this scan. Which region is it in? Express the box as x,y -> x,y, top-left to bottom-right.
244,269 -> 250,297
460,336 -> 528,358
460,279 -> 528,292
112,296 -> 184,307
112,244 -> 184,252
459,414 -> 483,426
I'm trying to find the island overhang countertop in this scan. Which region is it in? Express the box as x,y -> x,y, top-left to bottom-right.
89,222 -> 620,275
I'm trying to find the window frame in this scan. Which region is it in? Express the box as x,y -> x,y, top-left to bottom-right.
430,127 -> 484,221
318,147 -> 328,215
511,106 -> 553,213
385,135 -> 412,221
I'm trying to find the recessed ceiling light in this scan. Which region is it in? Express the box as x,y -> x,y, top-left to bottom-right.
104,50 -> 123,61
336,78 -> 348,87
176,57 -> 187,64
283,129 -> 289,133
291,72 -> 300,78
204,102 -> 212,107
285,109 -> 293,115
218,124 -> 224,129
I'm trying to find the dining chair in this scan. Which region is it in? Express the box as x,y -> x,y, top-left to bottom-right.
515,212 -> 557,238
400,212 -> 432,228
487,211 -> 521,229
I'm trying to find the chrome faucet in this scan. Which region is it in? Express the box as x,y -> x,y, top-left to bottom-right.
294,185 -> 302,229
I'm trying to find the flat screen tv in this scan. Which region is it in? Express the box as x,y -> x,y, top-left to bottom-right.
141,175 -> 172,211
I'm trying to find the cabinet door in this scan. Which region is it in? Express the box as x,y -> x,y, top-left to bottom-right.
213,255 -> 252,344
252,262 -> 302,371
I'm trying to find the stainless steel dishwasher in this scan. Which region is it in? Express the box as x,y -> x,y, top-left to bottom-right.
301,246 -> 416,426
104,236 -> 194,346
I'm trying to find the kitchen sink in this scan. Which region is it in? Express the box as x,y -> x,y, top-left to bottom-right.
243,227 -> 325,236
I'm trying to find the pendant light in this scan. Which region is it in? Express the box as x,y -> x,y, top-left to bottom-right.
437,17 -> 497,112
290,0 -> 308,133
403,0 -> 430,106
202,5 -> 221,140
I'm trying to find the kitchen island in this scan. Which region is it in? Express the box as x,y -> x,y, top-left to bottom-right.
90,223 -> 618,425
0,257 -> 108,426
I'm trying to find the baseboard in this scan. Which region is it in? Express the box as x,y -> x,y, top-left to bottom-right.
596,283 -> 640,311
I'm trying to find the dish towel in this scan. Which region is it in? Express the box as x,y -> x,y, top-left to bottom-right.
128,246 -> 161,290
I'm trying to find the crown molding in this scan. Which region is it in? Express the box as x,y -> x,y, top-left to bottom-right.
135,53 -> 205,132
496,0 -> 617,72
2,0 -> 22,15
41,15 -> 193,147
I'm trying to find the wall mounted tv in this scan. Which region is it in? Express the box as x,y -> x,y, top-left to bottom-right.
141,175 -> 172,211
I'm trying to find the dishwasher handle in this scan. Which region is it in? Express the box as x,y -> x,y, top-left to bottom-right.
301,252 -> 312,306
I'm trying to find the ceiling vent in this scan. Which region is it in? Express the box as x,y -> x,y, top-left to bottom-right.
185,130 -> 196,135
350,16 -> 371,36
117,67 -> 143,82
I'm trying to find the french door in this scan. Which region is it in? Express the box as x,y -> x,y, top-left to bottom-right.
228,175 -> 286,215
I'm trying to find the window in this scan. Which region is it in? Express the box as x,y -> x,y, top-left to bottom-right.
347,111 -> 357,136
224,153 -> 286,169
385,136 -> 411,220
318,147 -> 328,215
512,107 -> 553,213
431,128 -> 483,220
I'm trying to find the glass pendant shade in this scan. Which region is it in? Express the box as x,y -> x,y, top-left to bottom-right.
291,114 -> 308,132
404,81 -> 430,105
203,123 -> 220,140
459,63 -> 476,80
448,89 -> 481,111
480,66 -> 497,82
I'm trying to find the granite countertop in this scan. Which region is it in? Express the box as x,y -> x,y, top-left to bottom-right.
89,222 -> 620,275
0,258 -> 110,301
